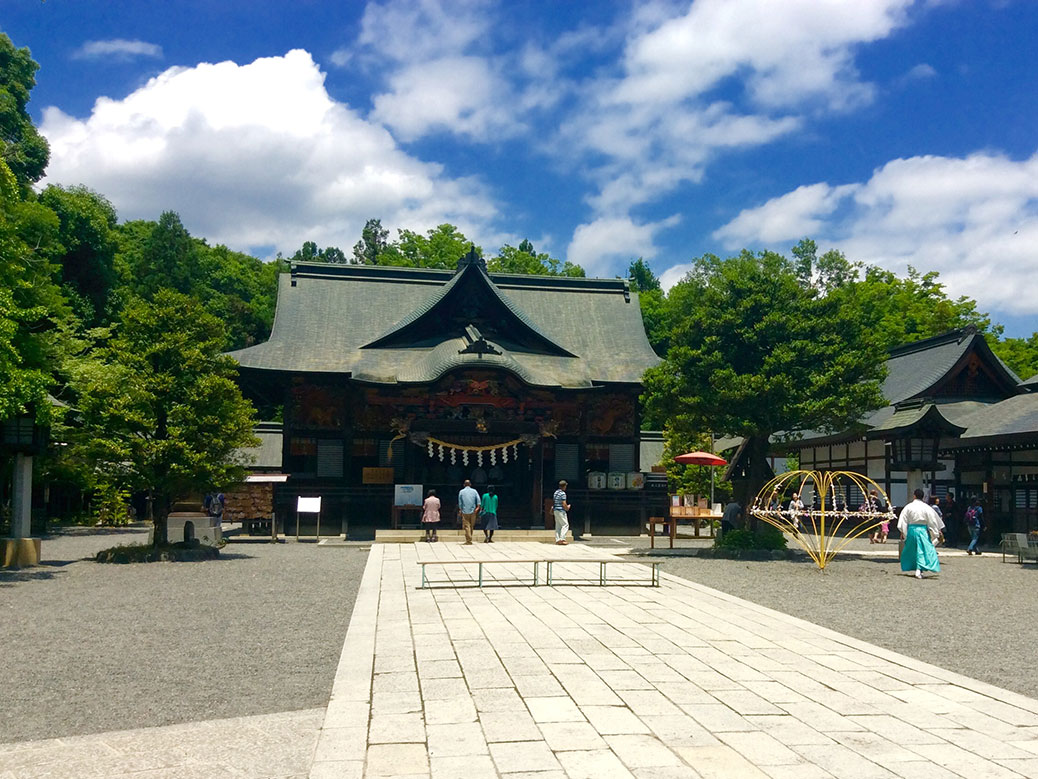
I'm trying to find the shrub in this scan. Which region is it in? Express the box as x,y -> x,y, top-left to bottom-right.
714,525 -> 788,551
95,542 -> 219,563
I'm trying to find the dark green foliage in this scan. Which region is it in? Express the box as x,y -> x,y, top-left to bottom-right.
627,257 -> 661,292
644,247 -> 887,505
70,291 -> 259,543
291,240 -> 347,264
352,218 -> 390,264
95,542 -> 220,563
0,34 -> 49,187
115,216 -> 281,349
489,240 -> 585,276
714,525 -> 786,551
39,185 -> 118,325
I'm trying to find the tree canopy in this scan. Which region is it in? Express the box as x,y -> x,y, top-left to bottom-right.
0,34 -> 49,188
644,247 -> 888,505
70,291 -> 258,542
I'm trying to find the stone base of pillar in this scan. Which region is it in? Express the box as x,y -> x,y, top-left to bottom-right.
2,537 -> 41,568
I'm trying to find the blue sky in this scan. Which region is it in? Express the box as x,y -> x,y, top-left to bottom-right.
4,0 -> 1038,336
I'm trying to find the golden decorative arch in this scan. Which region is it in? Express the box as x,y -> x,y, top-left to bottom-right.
750,470 -> 897,570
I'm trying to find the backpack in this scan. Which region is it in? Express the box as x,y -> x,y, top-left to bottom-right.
965,506 -> 978,527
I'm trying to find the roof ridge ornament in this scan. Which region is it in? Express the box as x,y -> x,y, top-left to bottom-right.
459,324 -> 502,357
456,244 -> 487,272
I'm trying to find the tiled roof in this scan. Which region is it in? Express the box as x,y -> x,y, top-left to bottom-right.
228,262 -> 659,387
791,328 -> 1025,447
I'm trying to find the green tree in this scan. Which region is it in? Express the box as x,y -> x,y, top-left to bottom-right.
627,257 -> 661,292
0,157 -> 63,424
0,34 -> 49,188
488,240 -> 585,277
991,333 -> 1038,381
643,249 -> 886,510
290,240 -> 347,264
352,218 -> 389,265
72,290 -> 258,544
626,258 -> 668,358
39,184 -> 119,324
791,239 -> 993,351
379,224 -> 476,269
127,211 -> 202,297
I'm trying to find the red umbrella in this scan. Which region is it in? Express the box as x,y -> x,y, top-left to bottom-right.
674,451 -> 727,467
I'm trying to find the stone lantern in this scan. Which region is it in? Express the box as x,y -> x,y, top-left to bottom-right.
2,408 -> 48,567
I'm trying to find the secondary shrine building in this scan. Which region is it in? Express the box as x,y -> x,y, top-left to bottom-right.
229,251 -> 663,538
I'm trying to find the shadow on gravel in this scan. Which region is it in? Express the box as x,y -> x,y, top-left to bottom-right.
0,568 -> 62,586
46,526 -> 151,537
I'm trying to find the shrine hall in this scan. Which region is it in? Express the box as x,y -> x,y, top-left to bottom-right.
229,249 -> 663,538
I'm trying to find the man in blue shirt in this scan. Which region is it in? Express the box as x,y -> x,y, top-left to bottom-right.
458,479 -> 481,545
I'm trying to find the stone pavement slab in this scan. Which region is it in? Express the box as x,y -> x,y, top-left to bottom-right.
0,707 -> 323,778
311,541 -> 1038,778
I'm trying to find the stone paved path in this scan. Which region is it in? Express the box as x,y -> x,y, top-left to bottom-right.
310,542 -> 1038,778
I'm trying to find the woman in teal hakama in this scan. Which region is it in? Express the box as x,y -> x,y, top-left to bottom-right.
898,489 -> 941,578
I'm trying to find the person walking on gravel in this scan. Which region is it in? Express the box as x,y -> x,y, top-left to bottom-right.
553,480 -> 571,545
898,488 -> 941,578
965,497 -> 984,555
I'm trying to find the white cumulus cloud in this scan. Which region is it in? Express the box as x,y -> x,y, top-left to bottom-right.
72,39 -> 163,61
567,214 -> 679,277
711,151 -> 1038,314
40,50 -> 500,257
556,0 -> 922,266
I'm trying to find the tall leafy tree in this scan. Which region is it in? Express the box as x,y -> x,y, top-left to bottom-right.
0,157 -> 63,424
352,218 -> 390,264
379,223 -> 476,269
489,240 -> 585,277
643,249 -> 886,508
39,184 -> 119,324
128,211 -> 202,297
0,34 -> 49,188
627,258 -> 668,357
72,290 -> 258,544
290,240 -> 347,264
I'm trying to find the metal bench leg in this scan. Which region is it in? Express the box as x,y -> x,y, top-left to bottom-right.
421,564 -> 427,589
478,562 -> 484,587
534,561 -> 539,586
547,561 -> 553,586
653,563 -> 660,586
600,562 -> 606,586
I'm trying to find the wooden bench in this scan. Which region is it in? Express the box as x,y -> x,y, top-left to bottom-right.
417,557 -> 662,588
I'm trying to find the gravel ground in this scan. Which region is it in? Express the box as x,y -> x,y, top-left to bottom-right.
4,528 -> 1035,747
624,542 -> 1038,700
0,527 -> 369,744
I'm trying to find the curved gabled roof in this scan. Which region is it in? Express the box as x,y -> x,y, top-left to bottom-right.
228,260 -> 659,387
362,253 -> 575,357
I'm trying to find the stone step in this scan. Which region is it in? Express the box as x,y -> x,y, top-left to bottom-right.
374,529 -> 558,544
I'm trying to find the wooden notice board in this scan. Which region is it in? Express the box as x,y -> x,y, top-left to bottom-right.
362,467 -> 394,484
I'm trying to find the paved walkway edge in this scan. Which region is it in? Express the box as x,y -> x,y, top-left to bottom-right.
309,543 -> 384,778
